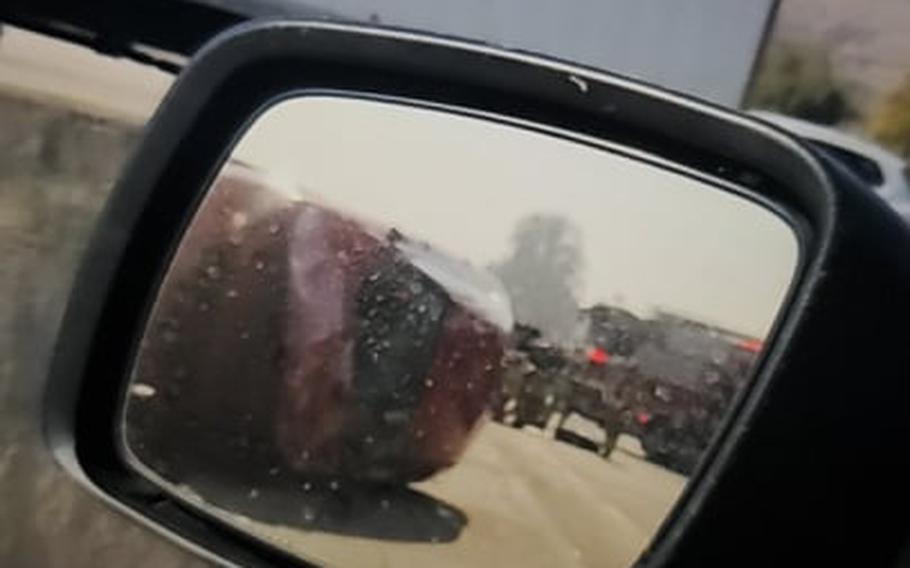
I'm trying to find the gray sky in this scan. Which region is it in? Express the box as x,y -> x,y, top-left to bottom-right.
233,97 -> 797,338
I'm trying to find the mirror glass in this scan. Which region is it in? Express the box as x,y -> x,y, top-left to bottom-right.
121,96 -> 798,568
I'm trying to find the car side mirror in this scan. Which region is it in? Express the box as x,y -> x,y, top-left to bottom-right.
45,21 -> 910,568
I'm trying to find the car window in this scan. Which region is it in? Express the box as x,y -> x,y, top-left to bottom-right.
1,1 -> 908,564
808,139 -> 885,188
0,23 -> 800,568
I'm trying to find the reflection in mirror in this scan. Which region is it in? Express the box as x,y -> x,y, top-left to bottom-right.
122,97 -> 797,567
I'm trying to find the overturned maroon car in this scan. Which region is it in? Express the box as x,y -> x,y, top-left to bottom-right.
124,164 -> 514,488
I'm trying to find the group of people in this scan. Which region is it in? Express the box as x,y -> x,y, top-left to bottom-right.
490,326 -> 753,475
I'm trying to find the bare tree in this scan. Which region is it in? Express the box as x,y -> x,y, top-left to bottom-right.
491,215 -> 583,345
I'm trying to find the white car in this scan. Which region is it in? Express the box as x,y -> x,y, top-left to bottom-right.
750,110 -> 910,224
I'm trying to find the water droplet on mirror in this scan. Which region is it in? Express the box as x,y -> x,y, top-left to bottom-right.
424,378 -> 435,388
226,289 -> 239,299
269,467 -> 279,476
230,212 -> 248,229
417,304 -> 427,314
435,505 -> 456,520
300,450 -> 310,461
303,507 -> 315,523
198,301 -> 210,312
248,488 -> 259,499
161,330 -> 178,343
380,499 -> 390,510
329,480 -> 340,491
467,382 -> 474,391
205,265 -> 221,279
130,383 -> 156,399
415,429 -> 425,439
364,435 -> 375,445
302,482 -> 312,492
254,260 -> 265,271
268,224 -> 280,235
240,331 -> 250,340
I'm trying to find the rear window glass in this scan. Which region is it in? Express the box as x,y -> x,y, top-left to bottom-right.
809,139 -> 885,188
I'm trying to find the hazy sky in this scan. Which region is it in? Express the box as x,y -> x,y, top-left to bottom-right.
232,97 -> 797,338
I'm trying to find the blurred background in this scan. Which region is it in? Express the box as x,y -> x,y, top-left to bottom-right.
749,0 -> 910,160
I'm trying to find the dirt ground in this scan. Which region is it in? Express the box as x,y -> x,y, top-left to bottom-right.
178,423 -> 687,568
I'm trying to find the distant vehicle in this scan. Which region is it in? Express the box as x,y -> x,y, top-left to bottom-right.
494,314 -> 757,475
750,110 -> 910,224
